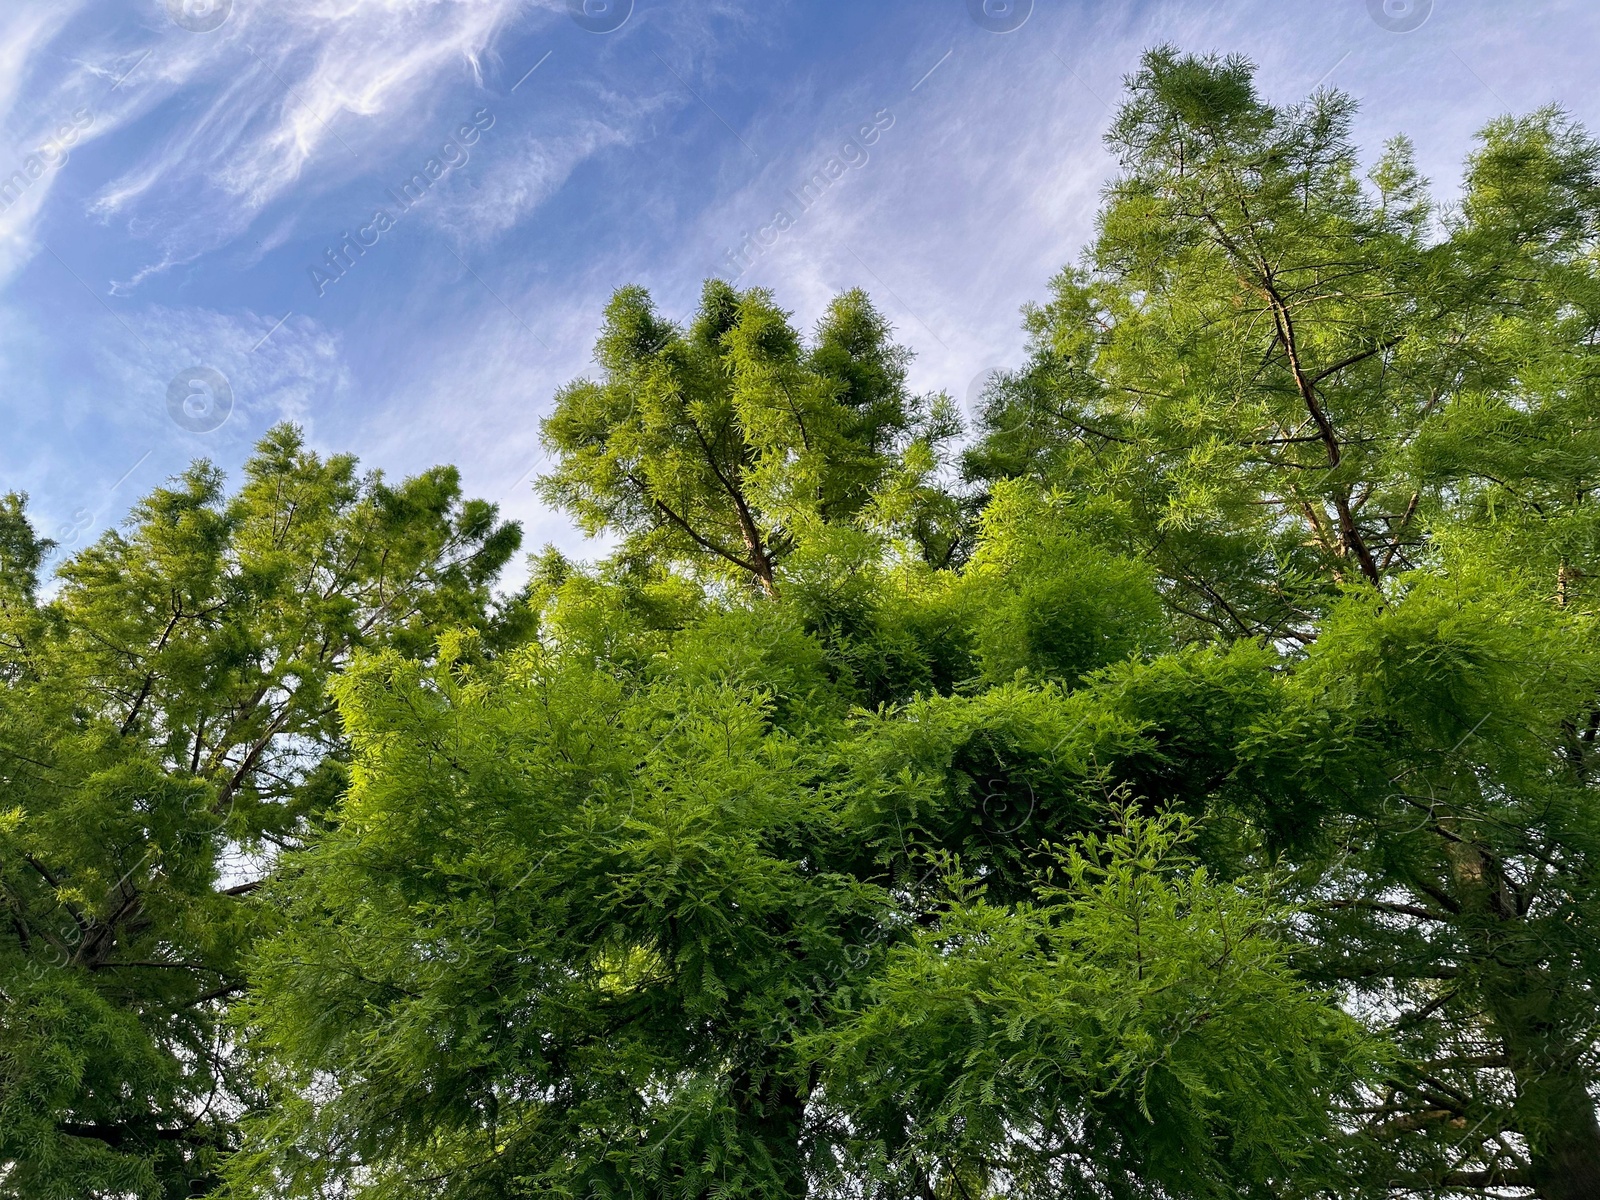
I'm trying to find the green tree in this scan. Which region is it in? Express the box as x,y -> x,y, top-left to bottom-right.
0,425 -> 520,1199
968,47 -> 1600,1197
228,414 -> 1371,1197
817,807 -> 1374,1200
968,50 -> 1600,641
1261,581 -> 1600,1197
538,279 -> 965,596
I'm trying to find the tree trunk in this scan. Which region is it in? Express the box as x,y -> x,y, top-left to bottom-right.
733,501 -> 777,598
1518,1066 -> 1600,1200
1444,836 -> 1600,1200
1493,990 -> 1600,1200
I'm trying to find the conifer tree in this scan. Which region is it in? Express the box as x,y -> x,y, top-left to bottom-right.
0,427 -> 520,1198
969,48 -> 1600,1197
538,280 -> 965,595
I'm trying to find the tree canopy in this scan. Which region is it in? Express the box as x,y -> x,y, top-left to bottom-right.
0,427 -> 521,1198
5,44 -> 1600,1200
537,280 -> 966,594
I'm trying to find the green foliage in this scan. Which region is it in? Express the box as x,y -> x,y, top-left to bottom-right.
963,481 -> 1166,686
11,40 -> 1600,1200
0,427 -> 519,1198
225,495 -> 1365,1199
1241,582 -> 1600,1195
964,45 -> 1600,1195
816,807 -> 1376,1199
538,280 -> 965,596
231,628 -> 874,1198
967,48 -> 1600,643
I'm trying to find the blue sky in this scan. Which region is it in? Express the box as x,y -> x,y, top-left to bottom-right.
4,0 -> 1599,582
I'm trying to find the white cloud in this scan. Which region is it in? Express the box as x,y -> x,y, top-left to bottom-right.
0,3 -> 112,282
0,295 -> 350,575
428,120 -> 632,244
0,0 -> 566,290
87,303 -> 351,450
0,5 -> 87,132
94,0 -> 537,272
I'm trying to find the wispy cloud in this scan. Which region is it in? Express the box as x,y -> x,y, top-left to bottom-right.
107,304 -> 348,443
5,0 -> 1600,583
0,296 -> 348,568
0,0 -> 552,291
93,0 -> 536,280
